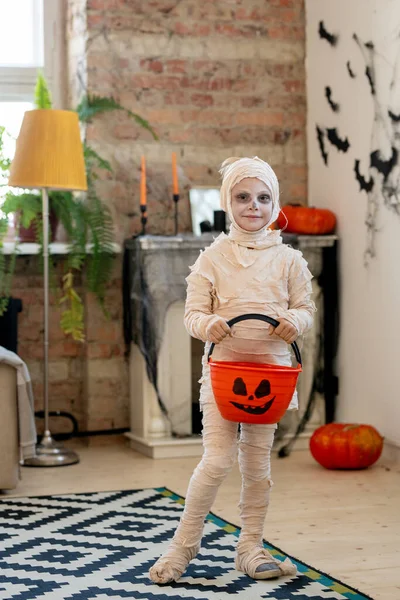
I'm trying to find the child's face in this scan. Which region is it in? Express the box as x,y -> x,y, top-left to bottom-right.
230,177 -> 273,231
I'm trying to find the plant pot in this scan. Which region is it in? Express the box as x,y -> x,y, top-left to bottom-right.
18,210 -> 59,243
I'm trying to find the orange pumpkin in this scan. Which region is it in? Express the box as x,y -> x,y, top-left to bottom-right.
277,204 -> 336,234
310,424 -> 384,470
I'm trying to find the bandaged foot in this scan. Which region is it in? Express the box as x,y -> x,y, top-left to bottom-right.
235,543 -> 297,580
149,540 -> 200,585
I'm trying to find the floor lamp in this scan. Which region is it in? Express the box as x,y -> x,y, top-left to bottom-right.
8,109 -> 87,466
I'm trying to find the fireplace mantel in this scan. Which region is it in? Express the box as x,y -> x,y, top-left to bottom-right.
123,233 -> 338,458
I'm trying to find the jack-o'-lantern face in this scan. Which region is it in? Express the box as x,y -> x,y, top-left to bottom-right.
230,377 -> 275,415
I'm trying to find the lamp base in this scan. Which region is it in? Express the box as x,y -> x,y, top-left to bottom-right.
22,431 -> 79,467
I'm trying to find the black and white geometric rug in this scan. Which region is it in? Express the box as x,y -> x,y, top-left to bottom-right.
0,487 -> 373,600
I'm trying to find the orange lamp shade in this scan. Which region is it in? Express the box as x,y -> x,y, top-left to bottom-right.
172,151 -> 179,195
8,109 -> 87,191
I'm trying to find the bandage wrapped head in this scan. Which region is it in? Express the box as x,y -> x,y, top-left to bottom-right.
219,156 -> 280,233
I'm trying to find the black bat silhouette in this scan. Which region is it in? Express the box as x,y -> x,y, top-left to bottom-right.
325,86 -> 340,112
326,128 -> 350,152
316,126 -> 328,165
388,110 -> 400,123
370,148 -> 398,181
365,66 -> 376,95
318,20 -> 338,46
354,160 -> 374,192
347,61 -> 356,78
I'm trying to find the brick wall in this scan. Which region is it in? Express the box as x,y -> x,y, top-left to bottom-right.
13,257 -> 84,433
80,0 -> 307,240
12,255 -> 128,434
13,0 -> 306,436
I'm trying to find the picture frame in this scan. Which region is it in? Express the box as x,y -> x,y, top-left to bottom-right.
189,187 -> 229,235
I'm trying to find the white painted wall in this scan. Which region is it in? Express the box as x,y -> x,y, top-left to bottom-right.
306,0 -> 400,446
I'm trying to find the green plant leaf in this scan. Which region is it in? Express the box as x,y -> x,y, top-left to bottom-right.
34,70 -> 53,109
0,216 -> 8,240
76,94 -> 123,122
85,190 -> 115,306
77,94 -> 158,139
0,71 -> 158,338
2,192 -> 41,228
84,143 -> 112,172
59,270 -> 85,341
0,127 -> 12,175
125,110 -> 158,139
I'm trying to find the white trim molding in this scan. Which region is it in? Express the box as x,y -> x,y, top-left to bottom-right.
43,0 -> 66,109
381,437 -> 400,464
2,242 -> 122,255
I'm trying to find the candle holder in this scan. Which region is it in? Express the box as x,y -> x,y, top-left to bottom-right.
140,204 -> 147,236
173,193 -> 179,236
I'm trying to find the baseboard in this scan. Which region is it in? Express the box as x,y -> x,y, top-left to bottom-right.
274,431 -> 313,453
381,437 -> 400,463
126,430 -> 399,467
125,430 -> 314,459
125,432 -> 204,459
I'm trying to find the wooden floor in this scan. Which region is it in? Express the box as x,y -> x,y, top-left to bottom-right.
3,435 -> 400,600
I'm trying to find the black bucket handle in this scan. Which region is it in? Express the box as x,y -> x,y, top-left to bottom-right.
207,313 -> 302,366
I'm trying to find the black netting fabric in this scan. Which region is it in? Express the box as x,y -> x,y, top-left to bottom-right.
123,235 -> 212,421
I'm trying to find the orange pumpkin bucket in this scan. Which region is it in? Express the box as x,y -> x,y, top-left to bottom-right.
208,314 -> 302,425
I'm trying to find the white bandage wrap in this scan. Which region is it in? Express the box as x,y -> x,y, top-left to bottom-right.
149,400 -> 296,583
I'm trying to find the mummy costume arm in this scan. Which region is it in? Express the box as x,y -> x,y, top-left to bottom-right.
184,270 -> 222,343
280,252 -> 316,336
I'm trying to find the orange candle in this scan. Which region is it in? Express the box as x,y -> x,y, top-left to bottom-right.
172,151 -> 179,195
140,155 -> 146,206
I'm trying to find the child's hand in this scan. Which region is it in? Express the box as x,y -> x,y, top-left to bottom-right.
270,318 -> 298,344
206,317 -> 232,344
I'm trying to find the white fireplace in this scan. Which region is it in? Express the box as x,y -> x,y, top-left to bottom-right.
124,234 -> 337,459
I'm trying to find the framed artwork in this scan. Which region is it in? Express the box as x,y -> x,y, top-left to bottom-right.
189,187 -> 229,235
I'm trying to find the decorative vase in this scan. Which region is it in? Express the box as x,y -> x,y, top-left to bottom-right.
18,209 -> 59,243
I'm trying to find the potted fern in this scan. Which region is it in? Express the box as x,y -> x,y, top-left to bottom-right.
0,72 -> 157,340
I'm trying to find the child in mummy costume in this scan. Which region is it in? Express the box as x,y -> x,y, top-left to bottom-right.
149,156 -> 316,584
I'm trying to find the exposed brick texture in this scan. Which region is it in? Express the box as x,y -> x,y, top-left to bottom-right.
14,0 -> 306,434
70,0 -> 307,241
11,255 -> 128,435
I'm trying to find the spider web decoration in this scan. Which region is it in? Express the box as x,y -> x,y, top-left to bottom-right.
315,21 -> 400,264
